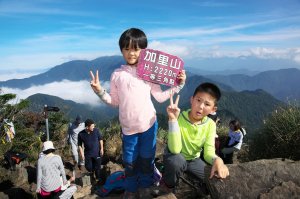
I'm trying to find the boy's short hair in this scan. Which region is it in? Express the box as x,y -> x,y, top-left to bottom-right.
85,119 -> 95,127
119,28 -> 148,51
193,82 -> 221,103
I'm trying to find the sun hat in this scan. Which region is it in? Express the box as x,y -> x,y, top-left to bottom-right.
42,141 -> 55,151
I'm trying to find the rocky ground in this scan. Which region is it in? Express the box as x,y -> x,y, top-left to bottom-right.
1,133 -> 300,199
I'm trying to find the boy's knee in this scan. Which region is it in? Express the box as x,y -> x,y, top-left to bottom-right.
164,153 -> 186,171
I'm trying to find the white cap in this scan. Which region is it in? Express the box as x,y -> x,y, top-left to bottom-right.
42,141 -> 55,151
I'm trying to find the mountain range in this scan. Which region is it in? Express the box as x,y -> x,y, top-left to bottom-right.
0,56 -> 291,131
206,68 -> 300,101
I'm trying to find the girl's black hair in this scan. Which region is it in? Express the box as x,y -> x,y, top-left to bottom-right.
119,28 -> 148,51
229,120 -> 241,131
43,149 -> 55,155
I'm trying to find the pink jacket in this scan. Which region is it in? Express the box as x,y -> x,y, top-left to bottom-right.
100,65 -> 182,135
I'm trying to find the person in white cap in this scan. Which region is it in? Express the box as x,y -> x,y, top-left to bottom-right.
67,115 -> 85,168
36,141 -> 77,199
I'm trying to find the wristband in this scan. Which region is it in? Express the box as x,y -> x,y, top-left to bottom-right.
96,89 -> 106,97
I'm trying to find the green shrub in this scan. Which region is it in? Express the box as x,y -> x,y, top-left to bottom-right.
249,103 -> 300,160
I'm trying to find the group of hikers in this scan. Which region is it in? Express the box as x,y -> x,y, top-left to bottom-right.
35,28 -> 245,199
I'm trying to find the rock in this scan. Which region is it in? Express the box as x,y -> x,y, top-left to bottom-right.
0,192 -> 9,199
0,164 -> 28,186
259,181 -> 300,199
156,192 -> 177,199
206,159 -> 300,199
104,161 -> 123,174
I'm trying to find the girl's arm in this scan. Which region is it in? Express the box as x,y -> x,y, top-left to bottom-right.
151,70 -> 186,103
151,83 -> 185,103
94,72 -> 119,107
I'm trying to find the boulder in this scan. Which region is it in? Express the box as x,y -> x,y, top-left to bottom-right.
206,159 -> 300,199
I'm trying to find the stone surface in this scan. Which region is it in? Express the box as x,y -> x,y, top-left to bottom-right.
206,159 -> 300,199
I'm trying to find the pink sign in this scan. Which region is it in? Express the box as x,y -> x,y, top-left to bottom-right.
137,49 -> 184,87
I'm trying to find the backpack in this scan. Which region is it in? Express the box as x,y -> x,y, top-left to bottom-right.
4,151 -> 27,170
96,171 -> 125,197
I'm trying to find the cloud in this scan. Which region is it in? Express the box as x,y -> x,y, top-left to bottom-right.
1,80 -> 111,107
0,51 -> 116,70
249,47 -> 300,60
149,40 -> 190,57
0,71 -> 41,81
0,0 -> 94,17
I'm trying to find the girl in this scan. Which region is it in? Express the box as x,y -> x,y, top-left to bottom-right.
90,28 -> 186,198
221,120 -> 244,163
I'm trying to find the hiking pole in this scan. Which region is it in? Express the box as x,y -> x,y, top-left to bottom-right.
43,105 -> 60,141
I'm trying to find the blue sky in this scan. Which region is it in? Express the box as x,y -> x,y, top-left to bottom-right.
1,0 -> 300,80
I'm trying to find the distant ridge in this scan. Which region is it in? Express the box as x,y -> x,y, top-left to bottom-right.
0,56 -> 124,89
207,68 -> 300,101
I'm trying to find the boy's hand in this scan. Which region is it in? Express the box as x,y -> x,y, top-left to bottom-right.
210,157 -> 229,179
177,70 -> 186,85
90,70 -> 102,93
167,92 -> 180,121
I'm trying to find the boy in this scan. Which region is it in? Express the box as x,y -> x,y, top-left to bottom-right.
78,119 -> 104,183
163,82 -> 229,190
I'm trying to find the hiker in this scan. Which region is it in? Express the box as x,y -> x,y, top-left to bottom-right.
67,115 -> 85,168
78,119 -> 104,184
160,83 -> 229,193
89,28 -> 186,198
221,119 -> 244,164
36,141 -> 77,199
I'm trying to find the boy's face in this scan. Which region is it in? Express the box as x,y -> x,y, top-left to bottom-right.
121,42 -> 142,66
86,124 -> 95,132
189,92 -> 217,123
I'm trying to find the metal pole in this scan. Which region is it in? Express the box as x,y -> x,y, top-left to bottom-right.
44,105 -> 49,141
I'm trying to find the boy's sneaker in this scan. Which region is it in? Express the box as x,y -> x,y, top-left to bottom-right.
122,191 -> 138,199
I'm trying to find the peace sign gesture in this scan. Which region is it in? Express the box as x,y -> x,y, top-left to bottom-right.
90,70 -> 102,93
167,91 -> 180,121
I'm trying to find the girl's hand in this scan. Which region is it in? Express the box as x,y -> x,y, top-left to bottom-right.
90,70 -> 102,93
167,91 -> 180,121
177,70 -> 186,85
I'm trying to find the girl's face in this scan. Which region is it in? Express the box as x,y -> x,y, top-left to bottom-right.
121,42 -> 142,66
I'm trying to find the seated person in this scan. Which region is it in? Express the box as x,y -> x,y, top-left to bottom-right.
221,120 -> 244,163
36,141 -> 77,199
162,83 -> 229,191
